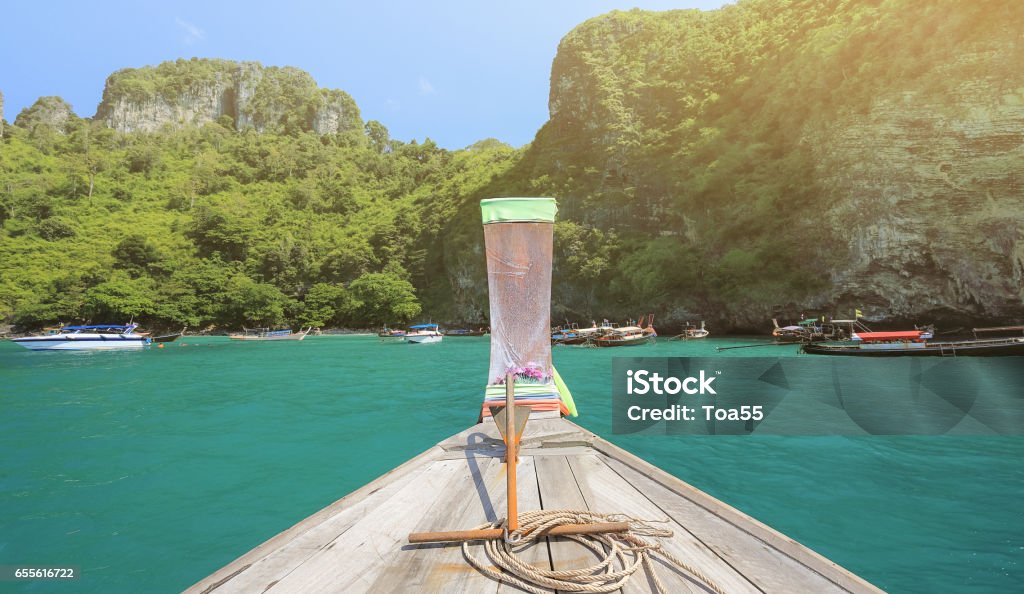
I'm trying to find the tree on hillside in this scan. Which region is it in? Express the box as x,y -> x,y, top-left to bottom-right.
364,120 -> 390,154
299,282 -> 357,328
347,272 -> 421,326
219,274 -> 291,327
83,275 -> 158,321
187,196 -> 258,261
113,235 -> 162,276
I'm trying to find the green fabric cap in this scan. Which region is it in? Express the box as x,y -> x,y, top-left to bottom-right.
480,197 -> 557,224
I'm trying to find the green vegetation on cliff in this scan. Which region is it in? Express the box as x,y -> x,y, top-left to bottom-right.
102,59 -> 237,103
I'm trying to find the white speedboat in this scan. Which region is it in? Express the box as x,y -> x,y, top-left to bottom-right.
11,323 -> 152,351
404,323 -> 443,344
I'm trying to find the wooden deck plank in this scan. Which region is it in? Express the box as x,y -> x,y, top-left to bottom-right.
496,454 -> 551,594
561,452 -> 688,589
368,455 -> 504,593
370,452 -> 553,593
255,458 -> 468,593
570,453 -> 762,594
431,455 -> 548,594
534,456 -> 604,579
602,456 -> 861,593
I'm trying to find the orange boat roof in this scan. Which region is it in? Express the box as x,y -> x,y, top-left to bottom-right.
856,331 -> 923,342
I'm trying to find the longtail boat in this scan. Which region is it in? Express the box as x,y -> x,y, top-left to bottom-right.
188,197 -> 883,593
378,326 -> 407,342
445,328 -> 489,337
672,320 -> 709,340
228,327 -> 312,341
772,317 -> 848,343
591,315 -> 657,347
152,327 -> 187,343
803,327 -> 1024,356
552,322 -> 604,345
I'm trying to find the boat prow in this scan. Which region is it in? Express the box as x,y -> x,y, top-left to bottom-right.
153,327 -> 187,343
186,418 -> 884,594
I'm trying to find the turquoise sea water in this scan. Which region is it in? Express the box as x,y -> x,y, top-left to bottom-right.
1,336 -> 1021,593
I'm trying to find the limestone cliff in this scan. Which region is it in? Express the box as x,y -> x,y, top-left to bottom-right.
814,40 -> 1024,324
94,59 -> 361,136
14,96 -> 76,133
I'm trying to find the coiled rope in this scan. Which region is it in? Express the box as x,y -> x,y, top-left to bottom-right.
461,509 -> 727,594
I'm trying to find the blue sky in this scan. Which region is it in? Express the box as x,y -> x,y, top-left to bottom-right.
1,1 -> 727,149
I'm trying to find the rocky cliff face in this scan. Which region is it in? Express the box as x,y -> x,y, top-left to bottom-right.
14,96 -> 76,133
98,84 -> 230,133
814,41 -> 1024,324
312,89 -> 362,136
94,59 -> 361,136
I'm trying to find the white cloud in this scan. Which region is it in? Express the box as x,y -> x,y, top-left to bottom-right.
418,76 -> 436,96
175,17 -> 205,45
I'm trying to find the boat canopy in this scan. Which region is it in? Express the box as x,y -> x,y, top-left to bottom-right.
409,324 -> 439,329
63,324 -> 134,331
855,331 -> 924,342
798,319 -> 819,326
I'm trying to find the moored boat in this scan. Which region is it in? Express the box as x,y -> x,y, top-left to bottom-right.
229,327 -> 312,341
672,320 -> 709,340
12,323 -> 151,350
551,327 -> 581,345
803,324 -> 1024,356
377,326 -> 407,342
803,333 -> 1024,356
152,327 -> 187,343
591,317 -> 657,348
552,321 -> 606,346
404,323 -> 443,344
772,317 -> 849,342
592,325 -> 656,347
444,327 -> 488,337
771,319 -> 809,342
551,322 -> 602,345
